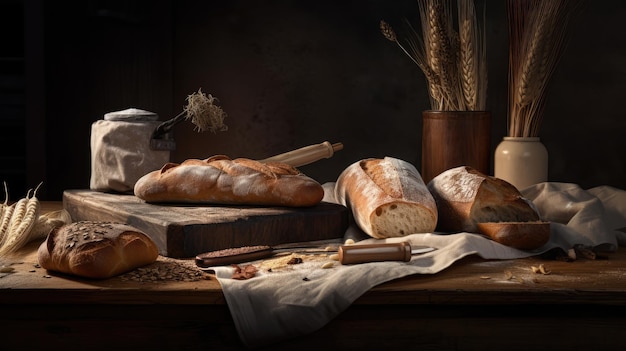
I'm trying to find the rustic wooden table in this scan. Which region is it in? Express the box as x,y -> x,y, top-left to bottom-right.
1,202 -> 625,350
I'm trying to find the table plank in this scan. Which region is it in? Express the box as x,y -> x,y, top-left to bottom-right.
3,202 -> 626,306
4,202 -> 626,350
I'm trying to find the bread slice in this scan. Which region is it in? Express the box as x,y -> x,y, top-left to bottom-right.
335,157 -> 437,238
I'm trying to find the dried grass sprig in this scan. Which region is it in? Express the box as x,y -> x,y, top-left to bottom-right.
184,89 -> 228,133
507,0 -> 578,137
381,0 -> 487,111
152,88 -> 228,140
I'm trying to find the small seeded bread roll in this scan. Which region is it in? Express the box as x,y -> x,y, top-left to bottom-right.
334,157 -> 437,238
427,166 -> 550,249
134,155 -> 324,207
38,221 -> 159,279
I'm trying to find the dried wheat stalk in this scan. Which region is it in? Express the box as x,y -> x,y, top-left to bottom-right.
459,0 -> 487,111
380,19 -> 442,105
381,0 -> 487,111
507,0 -> 577,137
423,0 -> 459,110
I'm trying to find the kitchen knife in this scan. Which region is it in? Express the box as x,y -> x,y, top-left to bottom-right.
195,241 -> 435,268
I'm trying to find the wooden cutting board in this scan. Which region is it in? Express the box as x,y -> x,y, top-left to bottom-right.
63,189 -> 349,258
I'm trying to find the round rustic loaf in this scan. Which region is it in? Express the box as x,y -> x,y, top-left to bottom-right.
334,157 -> 438,239
38,221 -> 159,279
427,166 -> 550,249
134,155 -> 324,207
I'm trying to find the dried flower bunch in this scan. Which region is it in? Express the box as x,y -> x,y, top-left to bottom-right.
184,89 -> 228,133
381,0 -> 487,111
152,88 -> 228,140
507,0 -> 578,137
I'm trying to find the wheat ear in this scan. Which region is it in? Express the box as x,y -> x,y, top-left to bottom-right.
459,0 -> 485,111
508,0 -> 575,137
380,19 -> 443,107
426,0 -> 456,110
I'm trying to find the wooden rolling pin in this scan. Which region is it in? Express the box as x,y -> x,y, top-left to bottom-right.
258,141 -> 343,167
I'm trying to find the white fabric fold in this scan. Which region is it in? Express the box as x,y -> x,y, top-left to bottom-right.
522,182 -> 619,251
212,182 -> 626,348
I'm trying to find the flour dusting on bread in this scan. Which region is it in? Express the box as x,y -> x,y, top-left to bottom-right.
362,158 -> 403,198
335,157 -> 437,238
428,166 -> 483,203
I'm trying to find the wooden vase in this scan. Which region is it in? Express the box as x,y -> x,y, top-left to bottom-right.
421,110 -> 491,183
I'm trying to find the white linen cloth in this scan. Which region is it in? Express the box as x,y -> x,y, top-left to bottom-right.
210,182 -> 626,348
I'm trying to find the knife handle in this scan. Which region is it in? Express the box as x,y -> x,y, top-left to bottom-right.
338,242 -> 412,264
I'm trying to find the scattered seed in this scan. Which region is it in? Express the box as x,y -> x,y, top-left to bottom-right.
321,262 -> 334,269
118,257 -> 210,283
531,264 -> 551,275
531,266 -> 540,273
0,266 -> 14,273
344,239 -> 355,245
329,254 -> 339,261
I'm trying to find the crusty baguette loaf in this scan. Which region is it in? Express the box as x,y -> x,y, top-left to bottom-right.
427,166 -> 549,249
334,157 -> 437,238
38,221 -> 159,279
133,155 -> 324,207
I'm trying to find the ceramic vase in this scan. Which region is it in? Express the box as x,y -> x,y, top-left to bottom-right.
421,110 -> 491,183
494,136 -> 548,190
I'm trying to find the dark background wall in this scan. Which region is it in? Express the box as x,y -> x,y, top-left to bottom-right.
2,0 -> 625,201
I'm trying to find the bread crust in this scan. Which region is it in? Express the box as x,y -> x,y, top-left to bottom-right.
133,156 -> 324,207
476,221 -> 550,250
37,221 -> 159,279
335,157 -> 437,238
427,166 -> 549,249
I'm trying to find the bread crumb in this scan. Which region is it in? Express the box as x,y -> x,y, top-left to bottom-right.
531,264 -> 551,275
